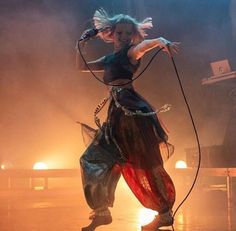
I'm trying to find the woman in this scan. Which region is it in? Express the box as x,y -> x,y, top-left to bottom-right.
76,8 -> 179,231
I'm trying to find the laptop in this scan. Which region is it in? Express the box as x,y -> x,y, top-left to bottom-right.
210,59 -> 232,77
202,59 -> 236,85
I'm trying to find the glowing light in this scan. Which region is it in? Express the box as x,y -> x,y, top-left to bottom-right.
177,212 -> 184,225
175,160 -> 187,169
138,208 -> 158,226
34,186 -> 44,190
33,162 -> 47,170
1,164 -> 5,170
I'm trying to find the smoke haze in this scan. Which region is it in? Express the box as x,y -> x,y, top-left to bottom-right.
0,0 -> 235,168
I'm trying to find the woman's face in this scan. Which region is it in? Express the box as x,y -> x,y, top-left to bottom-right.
113,23 -> 134,50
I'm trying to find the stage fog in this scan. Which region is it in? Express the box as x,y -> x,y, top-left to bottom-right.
0,0 -> 235,170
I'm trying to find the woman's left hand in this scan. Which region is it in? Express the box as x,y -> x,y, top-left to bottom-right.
158,37 -> 180,57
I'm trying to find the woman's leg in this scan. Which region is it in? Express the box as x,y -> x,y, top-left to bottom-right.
121,164 -> 175,229
121,164 -> 175,211
80,138 -> 121,231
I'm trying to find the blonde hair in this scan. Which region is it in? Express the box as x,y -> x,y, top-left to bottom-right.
93,8 -> 153,44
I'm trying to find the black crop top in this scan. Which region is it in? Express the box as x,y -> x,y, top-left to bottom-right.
102,45 -> 140,84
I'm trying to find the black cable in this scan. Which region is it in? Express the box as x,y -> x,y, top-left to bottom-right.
169,54 -> 202,231
77,41 -> 164,86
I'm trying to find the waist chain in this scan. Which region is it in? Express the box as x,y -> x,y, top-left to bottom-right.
94,87 -> 171,128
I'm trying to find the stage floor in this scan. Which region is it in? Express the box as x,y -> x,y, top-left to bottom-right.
0,186 -> 235,231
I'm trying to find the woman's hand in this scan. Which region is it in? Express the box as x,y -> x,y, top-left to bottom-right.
75,28 -> 96,51
157,37 -> 180,57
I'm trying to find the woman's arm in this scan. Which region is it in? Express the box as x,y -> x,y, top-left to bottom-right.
128,37 -> 180,61
75,40 -> 105,72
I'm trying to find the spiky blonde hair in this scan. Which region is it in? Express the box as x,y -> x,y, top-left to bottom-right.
93,8 -> 153,44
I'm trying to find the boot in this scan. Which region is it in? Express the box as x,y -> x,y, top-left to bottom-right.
141,210 -> 173,230
82,209 -> 112,231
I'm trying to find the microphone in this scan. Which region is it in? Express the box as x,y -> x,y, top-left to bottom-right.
79,28 -> 105,42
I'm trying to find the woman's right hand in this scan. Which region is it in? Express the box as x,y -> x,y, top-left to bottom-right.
75,28 -> 94,50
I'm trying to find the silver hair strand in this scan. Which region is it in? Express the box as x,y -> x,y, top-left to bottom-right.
93,8 -> 153,43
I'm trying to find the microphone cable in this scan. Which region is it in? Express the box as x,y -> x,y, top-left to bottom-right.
169,54 -> 202,231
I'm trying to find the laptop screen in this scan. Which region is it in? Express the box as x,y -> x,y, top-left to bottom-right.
210,59 -> 231,77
